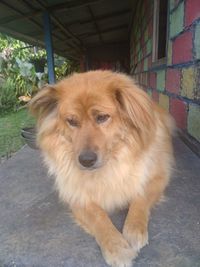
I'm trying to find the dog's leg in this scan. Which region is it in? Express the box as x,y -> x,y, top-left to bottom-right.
72,202 -> 136,267
123,174 -> 168,253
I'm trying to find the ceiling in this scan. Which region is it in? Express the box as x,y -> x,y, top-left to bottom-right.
0,0 -> 136,61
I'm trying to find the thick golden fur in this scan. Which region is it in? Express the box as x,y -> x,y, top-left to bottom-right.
30,70 -> 174,267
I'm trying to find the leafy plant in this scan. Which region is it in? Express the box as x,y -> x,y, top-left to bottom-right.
55,57 -> 79,80
0,32 -> 77,113
0,78 -> 18,112
0,33 -> 79,158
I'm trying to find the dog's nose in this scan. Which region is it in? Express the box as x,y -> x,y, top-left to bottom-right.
78,150 -> 97,168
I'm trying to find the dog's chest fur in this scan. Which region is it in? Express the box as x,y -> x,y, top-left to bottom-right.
43,143 -> 157,212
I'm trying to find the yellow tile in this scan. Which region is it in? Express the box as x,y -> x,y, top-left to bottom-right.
159,94 -> 169,111
181,67 -> 197,99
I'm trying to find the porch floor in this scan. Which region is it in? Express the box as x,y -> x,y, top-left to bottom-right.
0,138 -> 200,267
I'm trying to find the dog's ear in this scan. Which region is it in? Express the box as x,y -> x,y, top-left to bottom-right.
114,84 -> 155,133
29,85 -> 59,119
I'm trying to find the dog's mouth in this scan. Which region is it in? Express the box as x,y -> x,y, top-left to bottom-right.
78,164 -> 102,171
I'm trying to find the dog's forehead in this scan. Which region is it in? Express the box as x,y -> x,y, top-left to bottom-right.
59,82 -> 115,114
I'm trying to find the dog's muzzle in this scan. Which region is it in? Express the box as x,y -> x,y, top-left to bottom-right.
78,150 -> 98,169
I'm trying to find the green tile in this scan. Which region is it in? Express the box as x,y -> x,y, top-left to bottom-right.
147,88 -> 152,97
170,2 -> 184,38
138,50 -> 143,61
146,38 -> 152,54
170,0 -> 175,10
188,104 -> 200,141
144,57 -> 148,71
136,42 -> 140,53
144,27 -> 148,43
194,23 -> 200,59
167,40 -> 173,65
157,70 -> 166,92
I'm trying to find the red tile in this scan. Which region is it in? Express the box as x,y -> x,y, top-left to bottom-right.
141,34 -> 145,47
79,55 -> 85,71
175,0 -> 180,6
152,89 -> 159,102
149,72 -> 157,88
172,31 -> 193,64
148,19 -> 153,37
144,0 -> 149,11
143,45 -> 147,57
140,60 -> 144,72
141,73 -> 144,85
170,98 -> 187,129
134,54 -> 137,64
140,73 -> 143,84
148,55 -> 152,69
142,85 -> 148,92
138,73 -> 141,84
166,68 -> 181,94
185,0 -> 200,26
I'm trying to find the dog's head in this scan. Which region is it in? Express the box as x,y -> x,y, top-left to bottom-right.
29,71 -> 155,170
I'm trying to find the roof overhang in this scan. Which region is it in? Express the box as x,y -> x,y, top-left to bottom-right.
0,0 -> 137,61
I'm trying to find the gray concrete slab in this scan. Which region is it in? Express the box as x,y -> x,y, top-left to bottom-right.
0,139 -> 200,267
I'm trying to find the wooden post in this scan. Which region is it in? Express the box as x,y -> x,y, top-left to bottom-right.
43,11 -> 55,84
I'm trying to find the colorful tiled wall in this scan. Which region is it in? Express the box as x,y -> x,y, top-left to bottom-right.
130,0 -> 200,142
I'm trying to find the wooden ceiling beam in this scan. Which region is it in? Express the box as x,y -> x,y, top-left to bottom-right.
87,5 -> 103,43
47,0 -> 103,12
66,9 -> 130,26
0,0 -> 103,25
79,24 -> 128,38
35,0 -> 83,51
20,0 -> 82,54
0,0 -> 81,57
0,0 -> 42,30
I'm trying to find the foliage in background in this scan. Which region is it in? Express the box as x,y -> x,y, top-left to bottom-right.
0,109 -> 35,159
55,57 -> 79,80
0,33 -> 78,159
0,33 -> 77,113
0,77 -> 17,111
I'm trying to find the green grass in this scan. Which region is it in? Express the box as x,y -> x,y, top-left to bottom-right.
0,108 -> 35,158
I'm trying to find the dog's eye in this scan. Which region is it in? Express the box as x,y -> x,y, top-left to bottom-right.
66,118 -> 79,127
96,114 -> 110,124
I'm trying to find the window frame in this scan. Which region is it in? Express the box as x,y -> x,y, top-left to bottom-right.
152,0 -> 168,65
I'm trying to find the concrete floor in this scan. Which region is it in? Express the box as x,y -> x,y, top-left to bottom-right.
0,138 -> 200,267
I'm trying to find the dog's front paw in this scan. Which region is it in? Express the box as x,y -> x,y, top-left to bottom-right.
100,233 -> 136,267
123,223 -> 148,253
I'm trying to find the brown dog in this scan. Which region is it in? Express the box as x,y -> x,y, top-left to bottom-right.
30,70 -> 174,267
